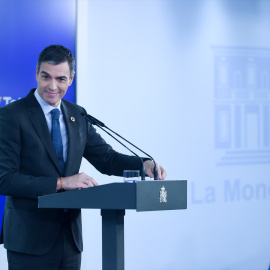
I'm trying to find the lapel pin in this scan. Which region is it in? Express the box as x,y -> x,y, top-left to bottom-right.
70,117 -> 75,122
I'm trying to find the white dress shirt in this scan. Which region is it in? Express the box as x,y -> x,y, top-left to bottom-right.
34,90 -> 68,162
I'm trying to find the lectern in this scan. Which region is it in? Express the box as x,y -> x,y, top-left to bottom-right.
38,180 -> 187,270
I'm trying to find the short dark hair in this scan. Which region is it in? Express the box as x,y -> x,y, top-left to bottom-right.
37,45 -> 75,77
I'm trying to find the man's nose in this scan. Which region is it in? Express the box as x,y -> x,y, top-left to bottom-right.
49,79 -> 57,90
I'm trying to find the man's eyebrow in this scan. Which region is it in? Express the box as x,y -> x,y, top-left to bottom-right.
57,75 -> 68,80
40,71 -> 50,76
40,71 -> 67,79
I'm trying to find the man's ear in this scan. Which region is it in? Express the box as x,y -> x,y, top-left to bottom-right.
36,66 -> 39,81
68,71 -> 75,86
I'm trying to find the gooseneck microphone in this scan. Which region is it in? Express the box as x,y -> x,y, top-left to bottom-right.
81,112 -> 146,180
81,112 -> 159,180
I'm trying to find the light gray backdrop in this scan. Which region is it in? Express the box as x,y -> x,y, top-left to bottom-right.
77,1 -> 270,269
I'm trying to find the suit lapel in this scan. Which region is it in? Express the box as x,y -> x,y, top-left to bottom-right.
61,101 -> 79,177
26,90 -> 63,175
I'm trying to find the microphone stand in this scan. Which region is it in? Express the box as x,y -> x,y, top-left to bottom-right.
82,114 -> 146,180
81,113 -> 159,180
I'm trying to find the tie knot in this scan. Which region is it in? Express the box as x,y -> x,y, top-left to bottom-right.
51,108 -> 60,120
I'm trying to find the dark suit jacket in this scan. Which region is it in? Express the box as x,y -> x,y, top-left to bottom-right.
0,89 -> 142,255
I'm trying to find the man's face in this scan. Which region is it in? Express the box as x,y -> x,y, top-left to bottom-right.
36,61 -> 75,107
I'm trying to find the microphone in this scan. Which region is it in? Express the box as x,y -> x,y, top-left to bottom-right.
81,112 -> 146,180
81,112 -> 159,180
82,114 -> 105,127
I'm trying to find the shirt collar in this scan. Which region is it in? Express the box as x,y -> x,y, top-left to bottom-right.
34,89 -> 62,115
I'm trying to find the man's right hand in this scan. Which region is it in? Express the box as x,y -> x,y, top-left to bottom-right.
56,172 -> 98,191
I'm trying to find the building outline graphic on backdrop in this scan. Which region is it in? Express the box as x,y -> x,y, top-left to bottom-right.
214,47 -> 270,165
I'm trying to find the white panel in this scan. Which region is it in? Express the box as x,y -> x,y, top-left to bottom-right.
76,1 -> 270,269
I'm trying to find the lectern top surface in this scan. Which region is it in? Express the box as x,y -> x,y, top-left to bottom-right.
38,180 -> 187,211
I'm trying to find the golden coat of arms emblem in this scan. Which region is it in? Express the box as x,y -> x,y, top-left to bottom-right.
159,186 -> 167,203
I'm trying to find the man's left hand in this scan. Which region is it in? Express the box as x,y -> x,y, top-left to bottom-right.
143,160 -> 167,180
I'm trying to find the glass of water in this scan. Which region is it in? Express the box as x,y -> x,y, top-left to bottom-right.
123,170 -> 140,183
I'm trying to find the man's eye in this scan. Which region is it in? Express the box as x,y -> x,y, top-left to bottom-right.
42,75 -> 49,79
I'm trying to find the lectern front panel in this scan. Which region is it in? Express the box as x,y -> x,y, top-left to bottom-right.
136,180 -> 187,212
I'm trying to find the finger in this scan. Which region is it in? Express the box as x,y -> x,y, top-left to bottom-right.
90,178 -> 99,186
157,165 -> 162,180
145,167 -> 154,178
87,177 -> 98,187
87,181 -> 94,187
156,164 -> 166,180
79,173 -> 95,187
81,182 -> 90,189
144,160 -> 154,178
160,168 -> 167,180
86,176 -> 99,187
147,169 -> 154,178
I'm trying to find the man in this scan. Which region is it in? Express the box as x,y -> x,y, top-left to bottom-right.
0,45 -> 166,269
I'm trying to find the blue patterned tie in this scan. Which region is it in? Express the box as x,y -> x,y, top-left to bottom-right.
51,108 -> 65,174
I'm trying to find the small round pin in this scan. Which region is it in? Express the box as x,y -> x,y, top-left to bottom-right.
70,117 -> 75,122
